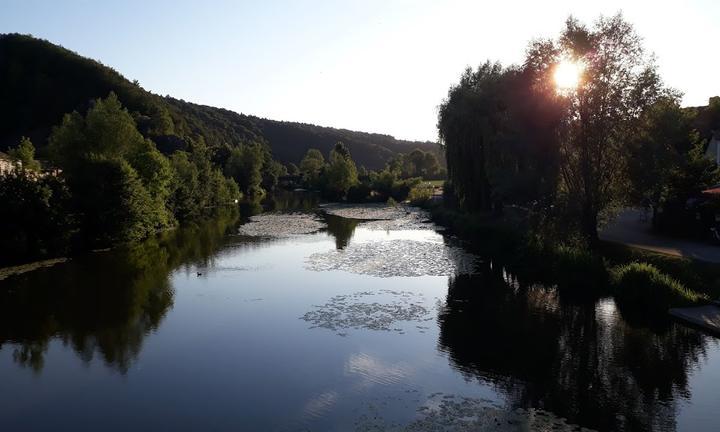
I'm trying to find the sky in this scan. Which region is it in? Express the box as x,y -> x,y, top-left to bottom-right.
2,0 -> 719,142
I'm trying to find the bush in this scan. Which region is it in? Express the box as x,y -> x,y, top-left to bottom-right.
610,262 -> 702,308
346,183 -> 372,203
407,183 -> 434,205
390,177 -> 421,201
0,171 -> 74,263
550,245 -> 608,292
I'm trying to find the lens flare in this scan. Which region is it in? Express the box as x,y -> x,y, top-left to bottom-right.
554,60 -> 583,91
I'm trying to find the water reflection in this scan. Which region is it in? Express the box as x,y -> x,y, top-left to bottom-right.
438,269 -> 710,432
0,209 -> 240,374
262,190 -> 320,213
324,213 -> 359,249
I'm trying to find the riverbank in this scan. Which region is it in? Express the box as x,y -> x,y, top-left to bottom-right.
0,257 -> 69,281
421,201 -> 720,310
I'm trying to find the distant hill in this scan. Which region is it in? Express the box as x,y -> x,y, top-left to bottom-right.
0,33 -> 439,170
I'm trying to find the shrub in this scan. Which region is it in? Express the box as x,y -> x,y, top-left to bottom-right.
346,183 -> 372,203
610,262 -> 702,308
407,183 -> 434,205
550,245 -> 608,292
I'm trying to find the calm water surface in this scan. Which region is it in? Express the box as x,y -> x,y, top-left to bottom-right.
1,199 -> 719,431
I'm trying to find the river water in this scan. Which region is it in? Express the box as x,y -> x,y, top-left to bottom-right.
1,197 -> 719,431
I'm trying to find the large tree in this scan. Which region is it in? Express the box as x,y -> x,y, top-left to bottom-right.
536,15 -> 668,243
323,142 -> 358,199
438,62 -> 505,211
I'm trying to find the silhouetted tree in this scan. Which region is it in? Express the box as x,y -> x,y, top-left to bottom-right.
8,136 -> 40,171
537,15 -> 668,243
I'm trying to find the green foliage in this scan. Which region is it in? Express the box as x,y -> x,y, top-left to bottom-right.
664,132 -> 720,203
286,162 -> 300,176
69,158 -> 164,246
322,142 -> 358,199
48,94 -> 174,244
627,97 -> 695,207
438,62 -> 505,211
261,159 -> 287,192
49,92 -> 147,165
549,245 -> 607,291
168,151 -> 201,220
224,143 -> 265,196
0,170 -> 73,263
8,136 -> 40,171
388,149 -> 442,179
610,262 -> 703,308
299,148 -> 325,187
0,34 -> 439,172
407,183 -> 434,205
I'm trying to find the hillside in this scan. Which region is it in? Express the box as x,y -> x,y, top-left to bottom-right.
0,33 -> 439,170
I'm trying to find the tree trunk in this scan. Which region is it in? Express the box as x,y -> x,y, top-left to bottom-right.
581,201 -> 599,247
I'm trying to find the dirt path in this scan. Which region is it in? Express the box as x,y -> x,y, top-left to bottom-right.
600,208 -> 720,263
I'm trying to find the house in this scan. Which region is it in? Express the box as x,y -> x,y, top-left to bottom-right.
0,152 -> 16,175
705,131 -> 720,165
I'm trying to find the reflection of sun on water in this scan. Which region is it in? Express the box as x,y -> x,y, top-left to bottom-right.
554,60 -> 583,91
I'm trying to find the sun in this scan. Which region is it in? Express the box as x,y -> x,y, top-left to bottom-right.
554,60 -> 583,91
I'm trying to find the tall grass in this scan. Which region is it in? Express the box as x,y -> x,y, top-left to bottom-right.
610,262 -> 704,308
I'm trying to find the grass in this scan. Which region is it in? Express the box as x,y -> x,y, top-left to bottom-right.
423,201 -> 714,308
610,262 -> 705,307
422,180 -> 445,187
599,241 -> 720,301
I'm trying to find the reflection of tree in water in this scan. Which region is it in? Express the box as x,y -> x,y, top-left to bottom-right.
0,209 -> 240,374
262,190 -> 320,213
324,213 -> 359,249
438,267 -> 709,432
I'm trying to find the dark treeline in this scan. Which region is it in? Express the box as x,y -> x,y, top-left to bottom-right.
1,93 -> 242,263
0,33 -> 440,171
438,14 -> 720,246
297,142 -> 442,203
0,33 -> 443,264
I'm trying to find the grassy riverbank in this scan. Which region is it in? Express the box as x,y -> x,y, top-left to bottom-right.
423,202 -> 719,309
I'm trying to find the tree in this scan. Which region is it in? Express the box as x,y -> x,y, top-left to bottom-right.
70,158 -> 162,246
8,136 -> 41,171
224,143 -> 264,196
49,92 -> 147,164
261,160 -> 287,192
0,170 -> 72,263
168,151 -> 201,220
323,142 -> 358,199
299,148 -> 325,187
287,162 -> 300,176
48,93 -> 174,243
438,62 -> 506,211
627,96 -> 694,210
542,15 -> 668,243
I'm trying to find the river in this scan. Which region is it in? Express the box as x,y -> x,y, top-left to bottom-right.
1,195 -> 719,431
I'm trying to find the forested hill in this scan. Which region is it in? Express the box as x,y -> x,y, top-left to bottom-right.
0,33 -> 438,169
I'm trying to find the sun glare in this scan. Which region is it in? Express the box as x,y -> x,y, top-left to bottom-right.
554,60 -> 583,91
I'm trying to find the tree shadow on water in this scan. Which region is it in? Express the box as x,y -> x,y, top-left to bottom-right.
437,266 -> 710,432
324,213 -> 359,250
0,209 -> 240,374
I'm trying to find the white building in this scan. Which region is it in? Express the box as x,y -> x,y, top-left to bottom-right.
705,132 -> 720,165
0,152 -> 15,175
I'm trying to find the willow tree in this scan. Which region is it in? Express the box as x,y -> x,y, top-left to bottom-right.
533,15 -> 668,243
438,62 -> 506,211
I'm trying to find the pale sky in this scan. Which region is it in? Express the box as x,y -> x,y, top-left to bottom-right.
2,0 -> 718,142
